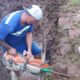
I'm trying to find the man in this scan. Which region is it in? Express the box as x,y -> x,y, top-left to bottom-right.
0,4 -> 43,58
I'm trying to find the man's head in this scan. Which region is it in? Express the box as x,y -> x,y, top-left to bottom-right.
23,4 -> 43,24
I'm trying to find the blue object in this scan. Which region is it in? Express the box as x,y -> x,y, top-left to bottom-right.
0,10 -> 42,55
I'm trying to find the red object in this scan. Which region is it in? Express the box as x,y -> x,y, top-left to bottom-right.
5,53 -> 49,68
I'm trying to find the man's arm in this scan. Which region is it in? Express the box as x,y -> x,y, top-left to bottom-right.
0,40 -> 17,55
0,40 -> 12,50
23,24 -> 33,58
26,32 -> 33,52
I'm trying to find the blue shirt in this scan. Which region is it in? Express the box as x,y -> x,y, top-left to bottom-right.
0,10 -> 33,52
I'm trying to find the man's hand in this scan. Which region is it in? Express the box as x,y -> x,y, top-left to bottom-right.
23,50 -> 33,59
8,48 -> 17,56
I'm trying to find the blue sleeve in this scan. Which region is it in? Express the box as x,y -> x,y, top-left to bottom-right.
0,24 -> 11,40
27,24 -> 33,32
1,11 -> 21,32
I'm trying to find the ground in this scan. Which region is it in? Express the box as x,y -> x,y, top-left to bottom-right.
51,2 -> 80,80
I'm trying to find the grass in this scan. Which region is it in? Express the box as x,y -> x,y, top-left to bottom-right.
69,0 -> 80,6
62,0 -> 80,11
44,75 -> 51,80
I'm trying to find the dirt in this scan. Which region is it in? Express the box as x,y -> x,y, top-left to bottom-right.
52,5 -> 80,80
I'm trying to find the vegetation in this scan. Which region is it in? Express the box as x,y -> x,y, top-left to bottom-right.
69,0 -> 80,6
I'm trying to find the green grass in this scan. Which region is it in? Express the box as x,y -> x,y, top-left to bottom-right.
62,0 -> 80,11
44,75 -> 51,80
69,0 -> 80,6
